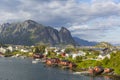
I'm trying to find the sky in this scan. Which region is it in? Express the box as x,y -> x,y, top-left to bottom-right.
0,0 -> 120,44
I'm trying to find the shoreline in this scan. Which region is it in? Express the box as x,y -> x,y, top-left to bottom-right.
2,56 -> 120,78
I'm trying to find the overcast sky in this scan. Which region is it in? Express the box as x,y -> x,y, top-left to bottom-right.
0,0 -> 120,44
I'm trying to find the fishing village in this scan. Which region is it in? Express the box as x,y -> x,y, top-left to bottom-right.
0,42 -> 120,78
32,46 -> 115,76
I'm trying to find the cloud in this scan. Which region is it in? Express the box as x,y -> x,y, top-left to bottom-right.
0,0 -> 120,43
68,16 -> 120,42
0,0 -> 120,25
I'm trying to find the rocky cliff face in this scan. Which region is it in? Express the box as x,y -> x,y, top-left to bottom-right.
59,27 -> 75,45
0,20 -> 76,46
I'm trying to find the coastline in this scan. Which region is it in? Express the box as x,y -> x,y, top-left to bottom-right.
2,56 -> 120,79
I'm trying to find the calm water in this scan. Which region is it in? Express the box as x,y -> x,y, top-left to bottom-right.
0,58 -> 119,80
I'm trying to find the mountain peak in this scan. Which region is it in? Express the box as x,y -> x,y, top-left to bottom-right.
61,27 -> 68,30
1,23 -> 10,27
21,20 -> 42,29
59,27 -> 76,45
60,27 -> 69,33
24,20 -> 37,24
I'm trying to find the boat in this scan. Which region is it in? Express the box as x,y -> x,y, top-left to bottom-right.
32,59 -> 41,64
40,59 -> 46,63
32,60 -> 38,64
35,59 -> 40,61
89,66 -> 104,76
103,68 -> 114,74
73,71 -> 90,75
20,56 -> 26,59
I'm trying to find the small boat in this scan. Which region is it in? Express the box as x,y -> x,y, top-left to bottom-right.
89,66 -> 104,76
20,56 -> 26,59
104,68 -> 114,73
32,60 -> 39,64
73,71 -> 90,75
35,59 -> 40,61
40,59 -> 46,63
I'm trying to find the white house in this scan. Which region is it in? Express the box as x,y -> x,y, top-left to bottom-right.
71,51 -> 86,59
45,48 -> 48,55
53,48 -> 60,53
56,52 -> 61,55
65,53 -> 69,57
20,49 -> 29,53
61,49 -> 65,53
7,46 -> 13,52
0,47 -> 6,53
72,54 -> 78,59
78,51 -> 86,56
98,54 -> 111,60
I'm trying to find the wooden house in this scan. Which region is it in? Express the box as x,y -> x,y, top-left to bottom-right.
33,54 -> 44,59
46,58 -> 60,65
104,68 -> 114,73
89,66 -> 104,75
68,62 -> 77,69
59,60 -> 70,66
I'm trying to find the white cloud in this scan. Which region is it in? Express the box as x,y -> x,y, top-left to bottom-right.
0,0 -> 120,43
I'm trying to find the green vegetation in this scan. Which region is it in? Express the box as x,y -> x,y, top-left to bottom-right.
32,45 -> 46,54
46,51 -> 56,58
76,60 -> 101,68
102,51 -> 120,75
85,50 -> 100,59
72,50 -> 120,75
65,47 -> 76,53
4,50 -> 30,57
4,50 -> 13,57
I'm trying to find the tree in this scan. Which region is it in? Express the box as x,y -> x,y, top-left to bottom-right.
75,56 -> 82,62
94,61 -> 102,66
93,51 -> 100,56
32,45 -> 46,54
38,45 -> 46,54
102,57 -> 110,65
46,51 -> 56,58
65,47 -> 76,53
32,47 -> 40,53
5,49 -> 12,57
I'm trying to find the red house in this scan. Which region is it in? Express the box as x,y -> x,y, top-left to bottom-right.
46,58 -> 60,65
61,53 -> 66,57
33,54 -> 44,59
59,60 -> 70,66
68,62 -> 77,69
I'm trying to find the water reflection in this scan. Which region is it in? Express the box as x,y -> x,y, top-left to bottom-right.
0,58 -> 119,80
88,76 -> 120,80
104,76 -> 112,80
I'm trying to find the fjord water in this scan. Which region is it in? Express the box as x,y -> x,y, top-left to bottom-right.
0,58 -> 118,80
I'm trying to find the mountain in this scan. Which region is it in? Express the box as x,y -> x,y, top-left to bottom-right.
95,42 -> 113,48
73,37 -> 97,46
0,20 -> 76,46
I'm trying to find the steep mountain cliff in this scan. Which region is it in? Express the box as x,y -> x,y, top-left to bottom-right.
0,20 -> 76,46
59,27 -> 75,45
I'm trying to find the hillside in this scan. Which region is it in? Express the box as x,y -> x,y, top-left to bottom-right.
73,37 -> 97,46
95,42 -> 113,48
